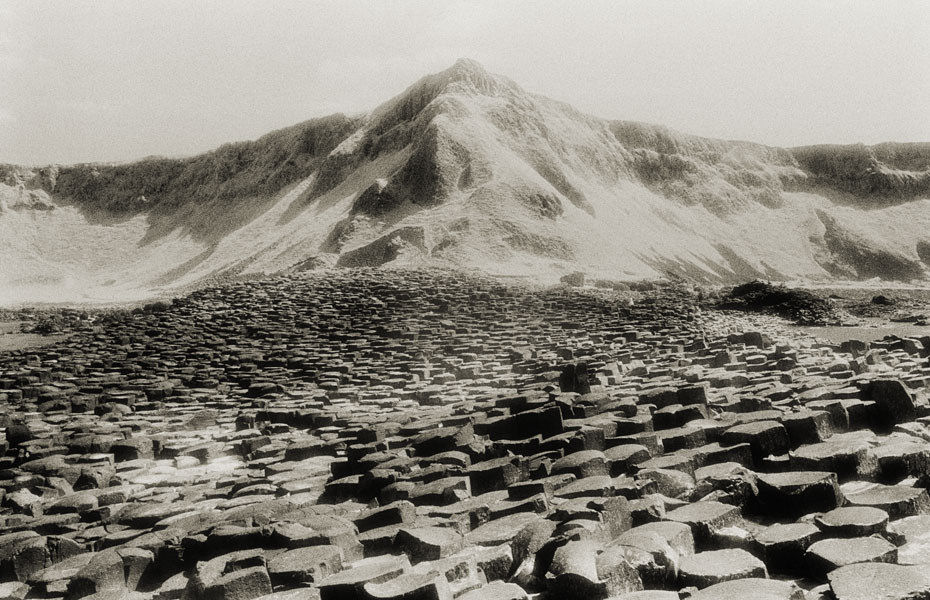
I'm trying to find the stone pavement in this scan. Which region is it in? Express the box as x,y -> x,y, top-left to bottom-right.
2,269 -> 930,600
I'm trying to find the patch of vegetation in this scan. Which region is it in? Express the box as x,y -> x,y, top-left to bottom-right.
28,318 -> 62,335
17,307 -> 134,336
792,143 -> 930,203
131,300 -> 171,315
717,280 -> 843,325
50,114 -> 361,215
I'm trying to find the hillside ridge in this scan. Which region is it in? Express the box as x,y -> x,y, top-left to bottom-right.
2,59 -> 929,303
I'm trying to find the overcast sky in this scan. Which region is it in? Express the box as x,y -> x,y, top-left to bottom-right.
1,0 -> 928,165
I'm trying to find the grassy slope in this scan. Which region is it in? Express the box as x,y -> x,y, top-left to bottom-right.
43,113 -> 362,215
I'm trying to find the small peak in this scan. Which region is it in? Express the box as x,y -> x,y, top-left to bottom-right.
432,58 -> 502,94
449,58 -> 488,74
365,58 -> 511,136
437,58 -> 493,84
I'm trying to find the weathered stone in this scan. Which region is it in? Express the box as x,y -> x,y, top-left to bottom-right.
664,501 -> 741,548
815,506 -> 889,538
317,555 -> 410,600
755,471 -> 843,517
510,519 -> 556,569
457,581 -> 527,600
844,483 -> 930,518
873,438 -> 930,481
616,593 -> 683,600
546,540 -> 643,599
467,457 -> 527,496
455,544 -> 512,583
677,549 -> 766,588
691,461 -> 758,506
886,515 -> 930,565
466,513 -> 540,547
866,379 -> 917,430
689,578 -> 805,600
780,410 -> 834,448
753,522 -> 820,575
0,581 -> 29,600
655,426 -> 706,452
355,501 -> 416,533
720,421 -> 789,467
635,467 -> 694,499
267,546 -> 342,586
66,550 -> 126,600
201,566 -> 272,600
805,536 -> 897,576
120,548 -> 153,591
363,571 -> 451,600
0,534 -> 48,582
790,437 -> 878,481
604,445 -> 651,476
551,450 -> 609,479
412,424 -> 474,457
393,527 -> 464,564
609,529 -> 680,588
828,562 -> 930,600
111,438 -> 154,462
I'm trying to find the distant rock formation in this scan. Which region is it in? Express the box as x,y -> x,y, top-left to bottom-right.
2,59 -> 929,302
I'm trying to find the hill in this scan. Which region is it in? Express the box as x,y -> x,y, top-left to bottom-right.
2,59 -> 929,303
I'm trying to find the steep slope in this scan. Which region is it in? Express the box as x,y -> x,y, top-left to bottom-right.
2,59 -> 929,304
792,143 -> 930,203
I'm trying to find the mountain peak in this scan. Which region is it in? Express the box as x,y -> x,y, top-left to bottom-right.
361,58 -> 509,141
431,58 -> 501,94
446,58 -> 489,77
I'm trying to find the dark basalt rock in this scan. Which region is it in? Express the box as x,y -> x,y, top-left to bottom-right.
2,270 -> 929,599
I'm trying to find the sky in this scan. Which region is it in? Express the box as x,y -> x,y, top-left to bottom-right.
1,0 -> 928,165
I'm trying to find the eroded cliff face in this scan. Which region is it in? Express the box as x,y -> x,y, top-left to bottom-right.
793,143 -> 930,203
2,59 -> 929,303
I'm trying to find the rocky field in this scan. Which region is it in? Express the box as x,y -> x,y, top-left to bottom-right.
2,269 -> 930,600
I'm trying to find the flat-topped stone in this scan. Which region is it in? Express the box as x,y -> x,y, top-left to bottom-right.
678,549 -> 767,588
393,526 -> 464,564
755,471 -> 843,517
828,562 -> 930,600
551,450 -> 609,479
753,522 -> 820,575
815,506 -> 889,537
317,555 -> 410,600
790,437 -> 878,481
688,578 -> 805,600
363,571 -> 451,600
843,483 -> 930,518
664,501 -> 741,548
267,545 -> 343,586
886,514 -> 930,564
611,592 -> 680,600
465,513 -> 540,547
805,536 -> 897,576
720,421 -> 789,467
456,581 -> 527,600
